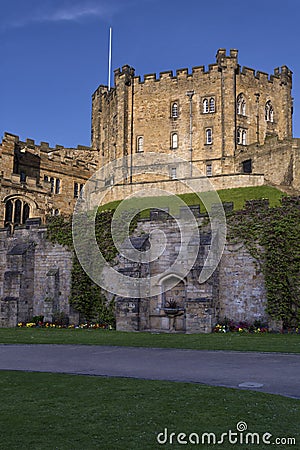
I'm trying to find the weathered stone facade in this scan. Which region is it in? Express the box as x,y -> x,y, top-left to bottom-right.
0,207 -> 268,331
0,132 -> 99,228
115,208 -> 267,334
92,48 -> 294,184
0,222 -> 78,326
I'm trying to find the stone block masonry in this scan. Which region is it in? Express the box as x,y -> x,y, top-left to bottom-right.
0,223 -> 78,326
0,209 -> 267,332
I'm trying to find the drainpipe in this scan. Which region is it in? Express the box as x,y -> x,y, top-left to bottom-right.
255,93 -> 260,144
130,77 -> 134,184
186,91 -> 195,177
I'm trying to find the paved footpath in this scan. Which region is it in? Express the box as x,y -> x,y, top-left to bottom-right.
0,344 -> 299,399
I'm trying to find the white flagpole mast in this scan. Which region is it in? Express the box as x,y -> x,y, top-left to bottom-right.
108,27 -> 112,91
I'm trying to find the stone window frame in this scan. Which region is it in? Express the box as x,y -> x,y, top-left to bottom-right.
237,127 -> 247,145
74,182 -> 84,199
44,175 -> 61,194
74,182 -> 79,198
55,178 -> 61,195
206,163 -> 212,177
137,136 -> 144,153
170,167 -> 177,179
205,127 -> 213,145
171,132 -> 178,149
202,96 -> 216,114
171,101 -> 179,119
4,196 -> 31,227
237,93 -> 246,116
265,100 -> 274,123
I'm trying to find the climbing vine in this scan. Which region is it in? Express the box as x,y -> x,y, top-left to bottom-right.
228,197 -> 300,328
47,210 -> 138,325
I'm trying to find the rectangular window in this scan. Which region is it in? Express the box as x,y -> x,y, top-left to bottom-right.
242,159 -> 252,174
206,164 -> 212,177
55,179 -> 61,194
74,182 -> 79,198
171,167 -> 177,179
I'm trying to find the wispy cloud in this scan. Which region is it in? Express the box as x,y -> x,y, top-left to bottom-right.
1,0 -> 122,30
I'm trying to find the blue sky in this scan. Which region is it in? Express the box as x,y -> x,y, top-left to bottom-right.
1,0 -> 300,147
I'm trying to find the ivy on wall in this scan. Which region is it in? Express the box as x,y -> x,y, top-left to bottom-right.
228,197 -> 300,328
47,210 -> 138,325
46,197 -> 300,329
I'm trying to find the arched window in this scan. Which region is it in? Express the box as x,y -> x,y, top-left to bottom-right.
203,98 -> 209,114
237,94 -> 246,116
137,136 -> 144,152
171,102 -> 178,118
209,97 -> 215,113
171,133 -> 178,149
206,128 -> 212,144
4,198 -> 31,227
237,128 -> 247,145
265,101 -> 274,122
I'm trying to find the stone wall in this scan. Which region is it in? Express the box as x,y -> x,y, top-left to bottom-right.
115,212 -> 267,333
235,136 -> 300,191
0,223 -> 77,326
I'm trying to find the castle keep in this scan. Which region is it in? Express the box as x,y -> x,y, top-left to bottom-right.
91,48 -> 294,186
0,49 -> 299,329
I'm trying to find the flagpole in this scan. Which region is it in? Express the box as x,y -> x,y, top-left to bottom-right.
108,27 -> 112,91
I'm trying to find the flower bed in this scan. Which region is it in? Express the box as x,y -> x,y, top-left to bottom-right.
17,321 -> 114,330
213,319 -> 299,334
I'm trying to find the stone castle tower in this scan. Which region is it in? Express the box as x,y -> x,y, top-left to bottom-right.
91,49 -> 293,180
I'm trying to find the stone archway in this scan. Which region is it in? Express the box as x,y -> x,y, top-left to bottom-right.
161,275 -> 186,332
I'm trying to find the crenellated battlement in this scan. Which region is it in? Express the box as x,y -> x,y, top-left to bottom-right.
106,49 -> 292,91
239,64 -> 292,85
1,132 -> 98,170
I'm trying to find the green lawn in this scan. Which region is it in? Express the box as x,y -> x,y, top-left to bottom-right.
0,371 -> 298,450
0,328 -> 299,353
99,185 -> 284,215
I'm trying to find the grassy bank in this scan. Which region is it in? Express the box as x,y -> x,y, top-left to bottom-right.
99,185 -> 284,215
0,328 -> 299,353
0,371 -> 298,450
